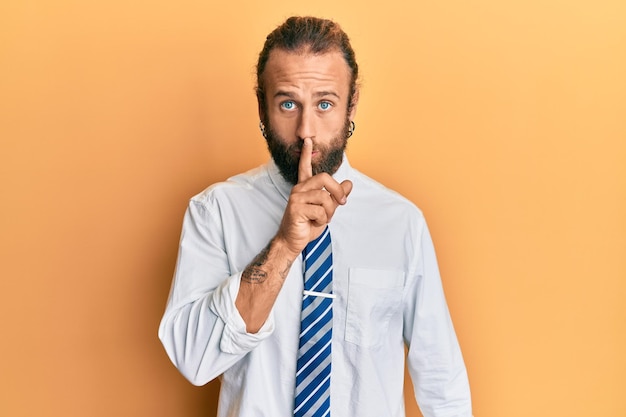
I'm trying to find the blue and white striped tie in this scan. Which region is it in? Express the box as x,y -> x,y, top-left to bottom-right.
294,226 -> 334,417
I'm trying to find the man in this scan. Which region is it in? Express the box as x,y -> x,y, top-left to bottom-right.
159,16 -> 472,417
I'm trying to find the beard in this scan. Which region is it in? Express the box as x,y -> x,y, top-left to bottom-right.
264,117 -> 351,185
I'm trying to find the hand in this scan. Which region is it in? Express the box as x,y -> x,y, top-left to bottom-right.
275,138 -> 353,258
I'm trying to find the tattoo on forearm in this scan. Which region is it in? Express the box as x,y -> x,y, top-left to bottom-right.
242,245 -> 270,284
241,241 -> 293,284
242,267 -> 268,284
280,259 -> 293,279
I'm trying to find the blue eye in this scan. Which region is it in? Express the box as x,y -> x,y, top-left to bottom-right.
280,101 -> 296,110
318,101 -> 332,111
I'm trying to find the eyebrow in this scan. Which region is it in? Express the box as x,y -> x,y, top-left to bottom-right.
273,90 -> 341,100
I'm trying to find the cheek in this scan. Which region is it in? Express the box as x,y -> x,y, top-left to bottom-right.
268,114 -> 296,136
325,114 -> 349,136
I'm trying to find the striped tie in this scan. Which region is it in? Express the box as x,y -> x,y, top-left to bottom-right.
294,226 -> 334,417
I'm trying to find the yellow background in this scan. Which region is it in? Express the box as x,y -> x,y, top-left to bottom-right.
1,0 -> 625,416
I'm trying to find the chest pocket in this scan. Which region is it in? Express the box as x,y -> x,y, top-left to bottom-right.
345,268 -> 405,348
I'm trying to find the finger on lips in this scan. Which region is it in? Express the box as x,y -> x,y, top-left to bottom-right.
296,138 -> 351,208
297,138 -> 313,183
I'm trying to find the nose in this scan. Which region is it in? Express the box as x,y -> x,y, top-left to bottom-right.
296,108 -> 315,141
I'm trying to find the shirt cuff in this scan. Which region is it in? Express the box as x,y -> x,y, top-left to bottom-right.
209,272 -> 275,355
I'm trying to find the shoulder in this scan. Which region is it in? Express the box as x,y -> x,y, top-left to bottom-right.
184,164 -> 276,226
348,167 -> 424,218
190,164 -> 272,208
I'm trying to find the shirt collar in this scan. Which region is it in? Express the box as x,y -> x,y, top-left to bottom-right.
267,154 -> 353,202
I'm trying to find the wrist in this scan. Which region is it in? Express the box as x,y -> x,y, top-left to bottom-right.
270,235 -> 303,263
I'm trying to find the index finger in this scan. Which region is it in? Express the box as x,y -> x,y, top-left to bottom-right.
297,138 -> 313,183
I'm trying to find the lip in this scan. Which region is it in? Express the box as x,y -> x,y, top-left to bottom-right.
293,150 -> 320,157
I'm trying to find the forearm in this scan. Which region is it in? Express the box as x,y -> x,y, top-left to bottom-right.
236,236 -> 298,333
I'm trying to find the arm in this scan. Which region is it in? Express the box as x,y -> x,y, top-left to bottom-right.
158,198 -> 270,386
235,138 -> 352,333
404,222 -> 473,417
159,139 -> 352,384
234,237 -> 297,333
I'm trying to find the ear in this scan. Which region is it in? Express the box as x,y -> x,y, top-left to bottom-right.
348,88 -> 360,120
257,95 -> 266,122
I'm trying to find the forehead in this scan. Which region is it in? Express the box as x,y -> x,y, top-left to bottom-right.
262,49 -> 352,97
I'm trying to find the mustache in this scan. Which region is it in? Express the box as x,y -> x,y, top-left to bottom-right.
288,142 -> 320,154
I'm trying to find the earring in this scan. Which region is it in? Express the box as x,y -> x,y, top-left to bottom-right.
347,120 -> 356,138
259,121 -> 267,139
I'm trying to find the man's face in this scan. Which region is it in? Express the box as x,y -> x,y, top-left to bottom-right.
260,48 -> 358,185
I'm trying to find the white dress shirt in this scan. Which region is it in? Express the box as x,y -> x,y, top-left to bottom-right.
159,157 -> 472,417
